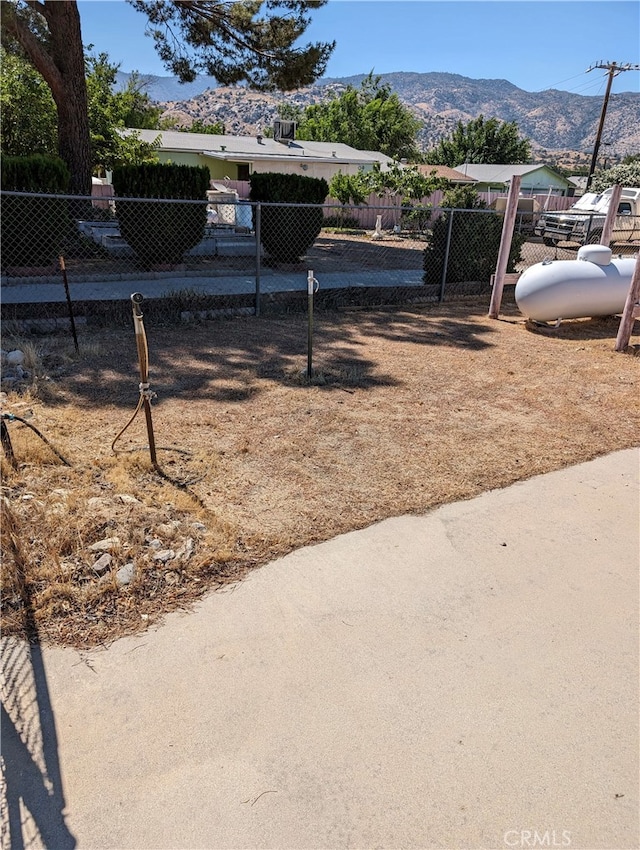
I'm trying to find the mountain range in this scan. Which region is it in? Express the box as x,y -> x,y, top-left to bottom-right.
118,70 -> 639,163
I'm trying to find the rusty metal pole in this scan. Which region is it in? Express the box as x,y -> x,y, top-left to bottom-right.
1,417 -> 17,469
59,256 -> 79,353
130,293 -> 158,467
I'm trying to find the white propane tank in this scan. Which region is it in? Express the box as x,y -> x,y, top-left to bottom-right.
515,246 -> 637,323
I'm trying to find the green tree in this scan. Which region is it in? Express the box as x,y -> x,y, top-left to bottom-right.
440,184 -> 486,209
328,170 -> 370,206
179,118 -> 226,135
362,161 -> 446,210
424,115 -> 531,167
423,184 -> 523,287
296,72 -> 422,161
1,0 -> 334,194
0,46 -> 57,156
1,44 -> 160,170
86,52 -> 161,173
590,160 -> 640,192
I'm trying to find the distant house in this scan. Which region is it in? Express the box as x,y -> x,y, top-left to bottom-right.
124,127 -> 394,184
452,163 -> 572,196
416,164 -> 476,185
568,175 -> 588,195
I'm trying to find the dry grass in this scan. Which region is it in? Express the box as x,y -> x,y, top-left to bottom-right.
1,296 -> 639,648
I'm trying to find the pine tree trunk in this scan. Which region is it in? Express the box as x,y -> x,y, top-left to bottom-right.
4,0 -> 92,194
44,2 -> 92,195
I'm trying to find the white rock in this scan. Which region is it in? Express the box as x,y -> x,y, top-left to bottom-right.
157,521 -> 181,536
92,552 -> 112,574
6,350 -> 25,367
117,493 -> 140,504
116,562 -> 136,586
88,536 -> 120,552
153,549 -> 175,563
176,537 -> 195,561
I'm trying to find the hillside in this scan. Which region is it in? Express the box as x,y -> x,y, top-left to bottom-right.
125,70 -> 640,161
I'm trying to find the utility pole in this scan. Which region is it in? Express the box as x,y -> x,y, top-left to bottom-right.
585,61 -> 640,192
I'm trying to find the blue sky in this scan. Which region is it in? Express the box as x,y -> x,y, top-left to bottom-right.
77,0 -> 640,95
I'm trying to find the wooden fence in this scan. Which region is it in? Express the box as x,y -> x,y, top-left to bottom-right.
220,180 -> 575,229
92,178 -> 576,230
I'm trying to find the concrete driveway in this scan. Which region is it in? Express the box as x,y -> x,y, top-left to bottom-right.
2,449 -> 638,850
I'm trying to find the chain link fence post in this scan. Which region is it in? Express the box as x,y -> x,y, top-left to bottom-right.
439,209 -> 454,302
254,202 -> 261,317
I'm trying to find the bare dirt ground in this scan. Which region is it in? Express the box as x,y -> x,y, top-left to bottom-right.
2,295 -> 639,648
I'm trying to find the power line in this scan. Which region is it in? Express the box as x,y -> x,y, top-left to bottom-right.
585,61 -> 640,190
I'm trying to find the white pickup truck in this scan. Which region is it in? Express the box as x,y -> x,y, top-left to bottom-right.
534,186 -> 640,247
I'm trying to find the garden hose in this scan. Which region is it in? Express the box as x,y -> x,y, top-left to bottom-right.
1,412 -> 71,467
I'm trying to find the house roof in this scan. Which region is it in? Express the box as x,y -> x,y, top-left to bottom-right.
568,175 -> 588,190
452,163 -> 569,185
415,165 -> 476,183
128,129 -> 394,167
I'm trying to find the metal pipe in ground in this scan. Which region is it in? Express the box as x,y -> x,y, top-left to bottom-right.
254,203 -> 261,317
307,270 -> 319,380
59,256 -> 79,353
131,293 -> 158,467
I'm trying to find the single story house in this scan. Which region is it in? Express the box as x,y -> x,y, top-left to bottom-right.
124,127 -> 394,183
416,164 -> 476,185
452,164 -> 573,196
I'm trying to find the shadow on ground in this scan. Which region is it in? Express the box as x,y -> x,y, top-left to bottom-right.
32,303 -> 501,410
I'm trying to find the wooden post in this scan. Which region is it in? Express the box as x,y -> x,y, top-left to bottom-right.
615,253 -> 640,352
489,174 -> 521,319
600,183 -> 622,246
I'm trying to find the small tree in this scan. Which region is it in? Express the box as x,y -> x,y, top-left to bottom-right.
327,171 -> 370,227
113,162 -> 209,268
249,172 -> 328,263
423,185 -> 523,287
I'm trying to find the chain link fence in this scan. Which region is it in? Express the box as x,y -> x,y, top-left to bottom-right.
2,190 -> 638,336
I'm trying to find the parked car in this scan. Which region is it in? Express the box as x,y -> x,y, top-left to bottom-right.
534,186 -> 640,247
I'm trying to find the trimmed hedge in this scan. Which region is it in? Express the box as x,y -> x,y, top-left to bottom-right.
113,163 -> 210,267
423,209 -> 524,287
1,154 -> 70,268
249,172 -> 328,263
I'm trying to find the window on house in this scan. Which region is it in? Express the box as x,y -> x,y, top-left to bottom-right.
237,164 -> 250,181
